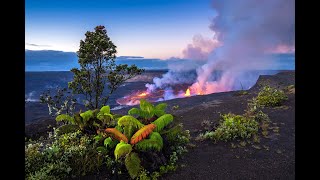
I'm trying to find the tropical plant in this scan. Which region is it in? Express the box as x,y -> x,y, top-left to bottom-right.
55,105 -> 115,134
128,99 -> 167,122
95,112 -> 175,179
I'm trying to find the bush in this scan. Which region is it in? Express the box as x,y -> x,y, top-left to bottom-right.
256,85 -> 288,107
197,113 -> 259,142
25,130 -> 104,179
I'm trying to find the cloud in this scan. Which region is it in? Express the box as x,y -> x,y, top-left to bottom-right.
25,43 -> 51,47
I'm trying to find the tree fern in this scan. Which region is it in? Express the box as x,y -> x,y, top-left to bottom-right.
154,103 -> 167,117
152,114 -> 173,132
160,123 -> 183,142
125,152 -> 141,179
118,115 -> 145,129
139,99 -> 155,119
130,124 -> 156,145
100,105 -> 111,114
114,141 -> 132,160
104,137 -> 118,149
135,132 -> 163,151
105,128 -> 128,143
80,110 -> 94,122
56,114 -> 74,124
128,107 -> 141,117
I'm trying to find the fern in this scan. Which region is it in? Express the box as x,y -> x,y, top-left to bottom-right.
100,105 -> 111,114
128,107 -> 141,117
139,99 -> 155,119
130,124 -> 156,145
115,125 -> 124,133
154,103 -> 167,117
104,137 -> 118,149
125,152 -> 142,179
97,105 -> 113,124
114,141 -> 132,160
118,115 -> 145,140
105,128 -> 128,143
152,114 -> 173,132
55,124 -> 79,136
118,115 -> 145,129
135,132 -> 163,151
161,123 -> 183,142
80,110 -> 94,122
56,114 -> 74,124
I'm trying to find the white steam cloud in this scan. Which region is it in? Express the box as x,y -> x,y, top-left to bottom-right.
146,0 -> 294,100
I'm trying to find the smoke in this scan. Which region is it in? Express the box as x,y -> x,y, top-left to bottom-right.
182,34 -> 221,61
188,0 -> 295,94
146,0 -> 294,97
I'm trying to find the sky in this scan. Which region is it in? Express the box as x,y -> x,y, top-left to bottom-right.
26,0 -> 216,59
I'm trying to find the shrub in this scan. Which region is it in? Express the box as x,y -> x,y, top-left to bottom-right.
197,113 -> 259,142
256,85 -> 288,107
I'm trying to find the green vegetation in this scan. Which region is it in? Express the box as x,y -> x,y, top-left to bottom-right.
197,85 -> 286,143
256,85 -> 288,107
26,100 -> 190,179
128,99 -> 168,123
197,113 -> 258,142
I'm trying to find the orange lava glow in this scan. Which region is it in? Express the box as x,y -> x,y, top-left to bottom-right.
185,88 -> 191,96
138,92 -> 148,97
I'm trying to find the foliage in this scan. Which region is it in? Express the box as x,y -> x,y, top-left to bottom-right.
105,128 -> 128,143
198,113 -> 259,142
131,124 -> 156,145
25,130 -> 104,179
68,25 -> 144,109
55,124 -> 79,136
135,132 -> 163,151
118,115 -> 145,139
125,152 -> 142,179
152,114 -> 173,132
40,87 -> 77,116
128,99 -> 168,121
114,141 -> 132,160
256,85 -> 288,107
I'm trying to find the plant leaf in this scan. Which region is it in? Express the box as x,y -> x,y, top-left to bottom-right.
152,114 -> 173,132
140,99 -> 155,119
114,141 -> 132,160
135,132 -> 163,151
104,137 -> 118,149
105,128 -> 128,143
125,152 -> 141,179
154,103 -> 167,117
100,105 -> 110,114
80,110 -> 94,122
128,108 -> 141,116
56,114 -> 74,124
130,124 -> 156,145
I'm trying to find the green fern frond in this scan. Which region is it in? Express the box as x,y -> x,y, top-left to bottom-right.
154,103 -> 167,117
140,99 -> 155,119
104,137 -> 118,149
118,115 -> 145,139
56,114 -> 74,124
125,152 -> 141,179
118,115 -> 145,129
114,141 -> 132,160
135,132 -> 163,151
55,124 -> 79,135
161,123 -> 183,142
152,114 -> 173,132
100,105 -> 111,114
128,108 -> 141,116
80,110 -> 94,122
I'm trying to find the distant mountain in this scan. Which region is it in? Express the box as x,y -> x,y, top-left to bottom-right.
117,56 -> 144,59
